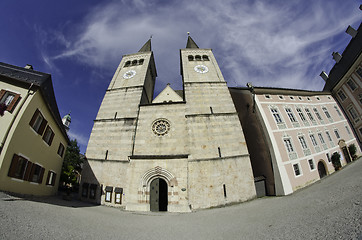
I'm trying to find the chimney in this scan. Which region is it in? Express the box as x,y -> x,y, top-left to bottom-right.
346,25 -> 357,38
24,64 -> 33,70
319,71 -> 328,81
332,52 -> 342,63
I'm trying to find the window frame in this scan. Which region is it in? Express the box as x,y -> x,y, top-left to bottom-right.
346,78 -> 357,91
285,107 -> 297,123
310,134 -> 318,146
293,163 -> 302,176
337,90 -> 347,101
57,143 -> 65,157
308,159 -> 315,170
29,109 -> 48,135
42,125 -> 55,146
298,136 -> 308,149
0,89 -> 21,113
46,171 -> 57,186
270,107 -> 283,124
283,138 -> 294,153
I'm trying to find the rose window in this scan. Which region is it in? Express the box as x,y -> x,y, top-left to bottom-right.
152,119 -> 170,136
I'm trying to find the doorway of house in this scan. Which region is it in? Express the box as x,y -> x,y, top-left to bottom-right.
342,147 -> 351,163
150,178 -> 168,212
318,161 -> 327,178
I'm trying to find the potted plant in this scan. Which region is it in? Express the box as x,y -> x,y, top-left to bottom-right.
331,152 -> 342,171
348,144 -> 357,160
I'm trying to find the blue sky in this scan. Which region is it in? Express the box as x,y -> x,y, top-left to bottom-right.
1,0 -> 361,153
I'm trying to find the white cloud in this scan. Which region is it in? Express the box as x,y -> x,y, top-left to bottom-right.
45,0 -> 361,92
68,130 -> 89,150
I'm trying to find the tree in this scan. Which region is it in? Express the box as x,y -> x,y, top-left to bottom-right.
60,139 -> 83,187
348,144 -> 357,160
331,152 -> 341,171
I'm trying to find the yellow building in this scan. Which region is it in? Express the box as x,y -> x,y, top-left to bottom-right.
0,62 -> 69,196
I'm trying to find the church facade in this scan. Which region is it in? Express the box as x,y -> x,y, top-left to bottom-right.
80,37 -> 256,212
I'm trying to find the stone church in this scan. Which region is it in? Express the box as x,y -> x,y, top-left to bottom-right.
80,36 -> 256,212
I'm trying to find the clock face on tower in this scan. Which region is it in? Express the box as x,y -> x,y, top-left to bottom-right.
123,70 -> 136,79
194,65 -> 209,74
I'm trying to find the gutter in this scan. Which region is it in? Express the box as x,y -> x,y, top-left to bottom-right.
0,83 -> 34,155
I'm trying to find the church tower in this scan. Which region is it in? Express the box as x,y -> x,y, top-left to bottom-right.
81,36 -> 256,212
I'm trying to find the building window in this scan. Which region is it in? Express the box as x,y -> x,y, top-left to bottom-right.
264,95 -> 271,99
270,108 -> 283,123
188,55 -> 194,61
357,67 -> 362,78
310,134 -> 318,146
0,89 -> 21,113
296,108 -> 307,121
115,187 -> 123,204
124,61 -> 131,67
29,109 -> 47,135
326,153 -> 331,162
334,106 -> 342,117
307,97 -> 311,101
82,183 -> 89,197
285,108 -> 297,122
195,55 -> 201,61
293,163 -> 301,176
8,154 -> 29,180
337,90 -> 347,101
305,108 -> 314,121
326,131 -> 332,142
90,184 -> 97,199
298,97 -> 303,100
131,60 -> 138,66
308,159 -> 315,170
347,106 -> 360,123
334,129 -> 340,139
202,55 -> 209,61
316,97 -> 320,101
345,126 -> 351,135
105,186 -> 113,202
318,133 -> 325,144
289,96 -> 294,100
46,171 -> 57,186
322,107 -> 332,120
57,143 -> 65,157
298,136 -> 308,149
284,139 -> 294,153
29,164 -> 45,183
278,96 -> 284,100
359,94 -> 362,105
138,59 -> 144,65
42,126 -> 54,146
346,79 -> 357,91
313,108 -> 323,121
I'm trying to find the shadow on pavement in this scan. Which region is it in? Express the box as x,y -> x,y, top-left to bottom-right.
0,191 -> 98,208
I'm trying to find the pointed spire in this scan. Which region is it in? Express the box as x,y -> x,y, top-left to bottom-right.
138,37 -> 152,52
186,32 -> 199,49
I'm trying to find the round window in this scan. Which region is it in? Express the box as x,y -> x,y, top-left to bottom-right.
152,119 -> 170,136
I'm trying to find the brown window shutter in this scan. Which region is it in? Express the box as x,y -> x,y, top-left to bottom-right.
46,171 -> 51,185
38,119 -> 48,135
7,154 -> 19,177
52,173 -> 57,186
38,167 -> 45,184
29,109 -> 40,127
0,89 -> 6,100
24,162 -> 33,181
7,94 -> 21,113
48,131 -> 55,146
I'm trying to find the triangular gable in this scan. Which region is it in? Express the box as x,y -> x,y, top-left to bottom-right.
152,84 -> 183,103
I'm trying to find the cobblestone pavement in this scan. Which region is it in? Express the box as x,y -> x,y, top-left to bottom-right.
0,159 -> 361,240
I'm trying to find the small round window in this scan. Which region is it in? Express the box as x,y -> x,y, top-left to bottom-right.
152,119 -> 170,136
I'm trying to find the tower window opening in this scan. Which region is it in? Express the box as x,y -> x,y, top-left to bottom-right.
188,55 -> 194,61
124,61 -> 131,67
210,107 -> 213,114
139,59 -> 144,65
218,147 -> 221,157
132,60 -> 138,66
223,184 -> 227,198
105,150 -> 108,160
195,55 -> 201,61
202,55 -> 209,61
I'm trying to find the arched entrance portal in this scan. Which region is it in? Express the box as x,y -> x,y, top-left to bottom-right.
150,178 -> 168,212
317,161 -> 327,178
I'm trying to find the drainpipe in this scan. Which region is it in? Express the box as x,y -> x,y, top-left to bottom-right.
0,83 -> 34,155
